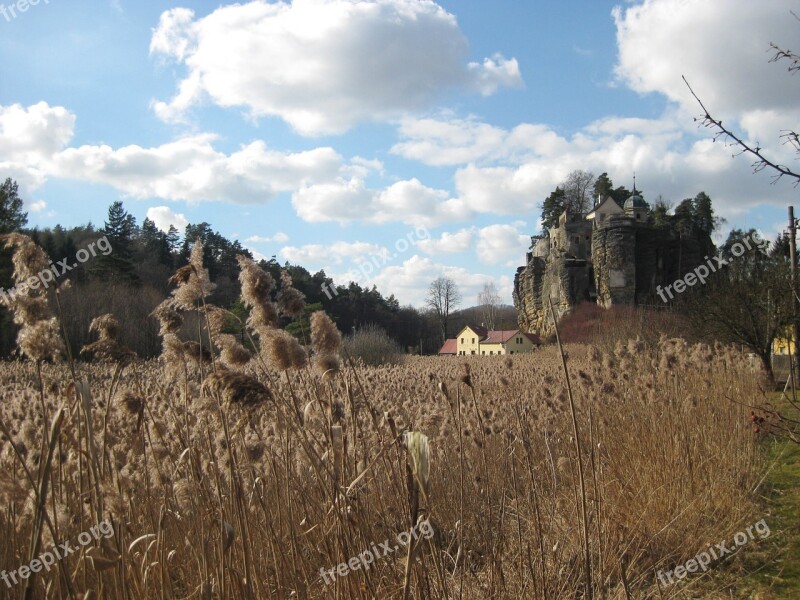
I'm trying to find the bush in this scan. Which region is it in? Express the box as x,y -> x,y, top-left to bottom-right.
556,301 -> 693,350
343,324 -> 405,366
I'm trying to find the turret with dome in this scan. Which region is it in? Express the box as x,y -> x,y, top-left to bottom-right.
623,176 -> 649,221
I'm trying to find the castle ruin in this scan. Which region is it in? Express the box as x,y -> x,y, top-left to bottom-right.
513,190 -> 713,336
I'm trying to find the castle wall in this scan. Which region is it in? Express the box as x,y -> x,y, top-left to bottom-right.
513,210 -> 715,336
591,216 -> 636,308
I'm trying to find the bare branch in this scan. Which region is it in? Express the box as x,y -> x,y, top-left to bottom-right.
770,42 -> 800,72
683,75 -> 800,184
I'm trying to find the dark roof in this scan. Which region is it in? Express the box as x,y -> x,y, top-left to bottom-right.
483,330 -> 520,344
522,332 -> 542,344
483,329 -> 542,345
461,325 -> 488,339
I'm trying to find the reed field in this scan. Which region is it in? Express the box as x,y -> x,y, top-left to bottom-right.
0,234 -> 773,599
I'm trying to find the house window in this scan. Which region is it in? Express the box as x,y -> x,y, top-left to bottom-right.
471,350 -> 475,355
472,337 -> 475,343
489,351 -> 493,355
460,337 -> 464,344
482,351 -> 486,355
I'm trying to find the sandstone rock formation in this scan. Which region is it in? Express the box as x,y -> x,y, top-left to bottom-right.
513,201 -> 712,337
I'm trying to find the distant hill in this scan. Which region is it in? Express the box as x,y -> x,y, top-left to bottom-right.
446,304 -> 518,338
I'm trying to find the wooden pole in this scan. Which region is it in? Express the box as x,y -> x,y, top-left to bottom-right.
788,207 -> 799,400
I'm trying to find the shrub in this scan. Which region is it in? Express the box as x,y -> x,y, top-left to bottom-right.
343,324 -> 405,366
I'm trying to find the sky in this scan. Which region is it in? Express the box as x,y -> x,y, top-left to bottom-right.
1,0 -> 799,308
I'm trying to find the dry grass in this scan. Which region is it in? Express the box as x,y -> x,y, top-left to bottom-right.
0,235 -> 770,599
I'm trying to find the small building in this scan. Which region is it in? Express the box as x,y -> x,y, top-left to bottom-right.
457,325 -> 487,355
586,195 -> 624,225
454,325 -> 540,356
479,330 -> 541,355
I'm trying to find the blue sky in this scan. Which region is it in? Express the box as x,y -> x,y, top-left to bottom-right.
1,0 -> 798,307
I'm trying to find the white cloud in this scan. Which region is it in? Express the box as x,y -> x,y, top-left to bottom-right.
417,228 -> 474,254
368,254 -> 514,307
51,137 -> 343,204
146,206 -> 189,232
292,177 -> 472,226
392,109 -> 798,224
149,1 -> 522,135
613,0 -> 798,118
27,200 -> 47,213
0,102 -> 75,191
280,240 -> 386,266
612,0 -> 800,172
476,224 -> 530,265
392,115 -> 567,166
1,103 -> 368,207
247,232 -> 289,243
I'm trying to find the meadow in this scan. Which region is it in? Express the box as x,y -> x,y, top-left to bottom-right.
0,234 -> 772,599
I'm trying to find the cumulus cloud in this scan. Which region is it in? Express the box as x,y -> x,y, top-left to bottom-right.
149,1 -> 522,135
392,115 -> 567,166
390,108 -> 797,223
614,0 -> 797,116
417,228 -> 474,254
292,177 -> 473,226
247,232 -> 289,243
51,137 -> 342,204
368,254 -> 513,307
280,240 -> 386,265
0,102 -> 75,191
27,200 -> 47,213
613,0 -> 800,170
146,206 -> 189,232
476,224 -> 530,266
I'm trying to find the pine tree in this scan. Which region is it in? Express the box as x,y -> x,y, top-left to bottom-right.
140,218 -> 173,267
165,224 -> 181,253
540,186 -> 566,231
0,178 -> 28,233
650,196 -> 672,229
692,191 -> 721,236
95,201 -> 140,285
672,198 -> 695,237
592,172 -> 614,205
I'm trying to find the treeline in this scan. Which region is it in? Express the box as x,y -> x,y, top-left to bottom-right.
0,181 -> 460,357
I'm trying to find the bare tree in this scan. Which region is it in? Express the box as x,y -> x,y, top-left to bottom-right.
426,276 -> 461,342
562,170 -> 596,215
477,281 -> 501,330
683,231 -> 791,383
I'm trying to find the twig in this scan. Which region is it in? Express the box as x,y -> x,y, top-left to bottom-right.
683,75 -> 800,184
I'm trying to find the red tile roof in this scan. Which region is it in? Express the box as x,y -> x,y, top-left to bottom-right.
482,329 -> 541,345
438,338 -> 458,355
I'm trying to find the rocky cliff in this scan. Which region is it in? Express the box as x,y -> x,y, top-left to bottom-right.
513,212 -> 712,336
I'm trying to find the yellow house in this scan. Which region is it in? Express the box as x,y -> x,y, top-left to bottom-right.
773,327 -> 796,355
453,325 -> 540,356
457,325 -> 486,356
479,330 -> 540,355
